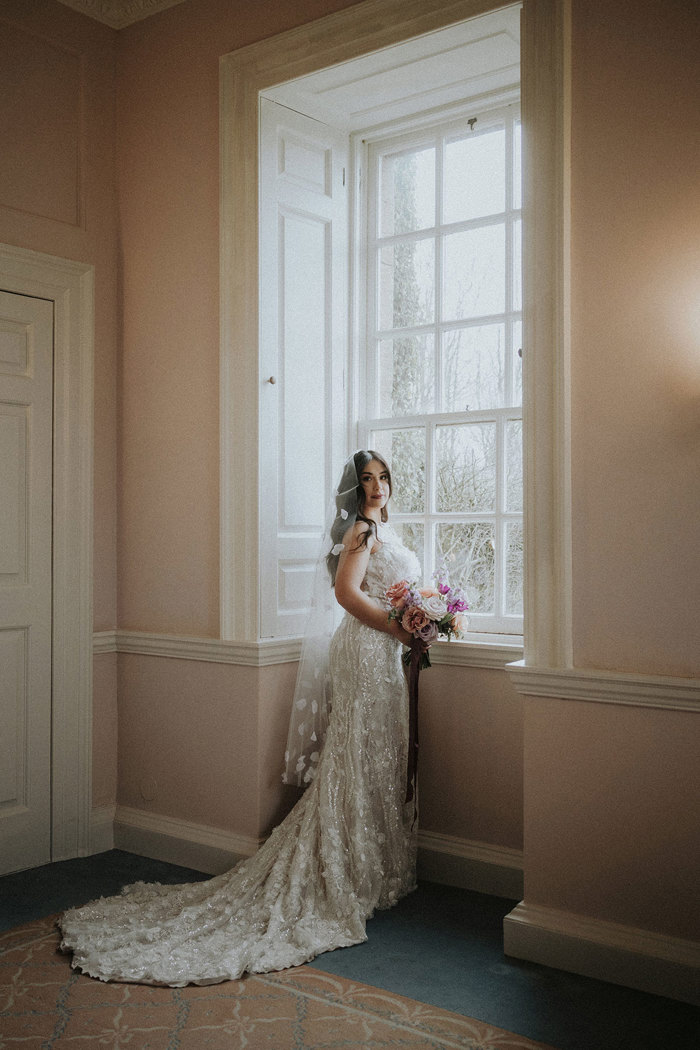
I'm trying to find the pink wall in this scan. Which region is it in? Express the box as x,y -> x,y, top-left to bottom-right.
0,0 -> 118,632
420,666 -> 523,849
570,0 -> 700,678
109,0 -> 524,856
519,0 -> 700,948
2,0 -> 697,968
115,0 -> 365,636
117,655 -> 261,837
524,699 -> 699,942
0,0 -> 119,805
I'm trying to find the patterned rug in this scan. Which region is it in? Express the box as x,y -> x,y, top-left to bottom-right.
1,915 -> 557,1048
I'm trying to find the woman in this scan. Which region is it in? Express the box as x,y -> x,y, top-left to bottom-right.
59,451 -> 425,986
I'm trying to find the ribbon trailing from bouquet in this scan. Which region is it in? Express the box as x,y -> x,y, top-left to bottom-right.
405,636 -> 422,818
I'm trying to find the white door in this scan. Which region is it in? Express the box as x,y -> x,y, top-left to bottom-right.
0,290 -> 53,875
258,98 -> 348,638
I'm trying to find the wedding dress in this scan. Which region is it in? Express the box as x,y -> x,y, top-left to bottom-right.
59,526 -> 421,986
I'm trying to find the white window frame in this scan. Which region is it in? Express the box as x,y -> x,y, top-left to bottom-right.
356,104 -> 523,638
219,0 -> 572,671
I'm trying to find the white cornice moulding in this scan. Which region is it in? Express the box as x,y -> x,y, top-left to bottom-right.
506,661 -> 700,713
57,0 -> 187,29
93,631 -> 522,669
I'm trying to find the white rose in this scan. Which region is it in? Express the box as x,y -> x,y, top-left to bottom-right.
422,594 -> 448,621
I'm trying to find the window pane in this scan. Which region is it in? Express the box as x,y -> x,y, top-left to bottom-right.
513,121 -> 522,210
370,427 -> 425,514
442,324 -> 505,411
444,126 -> 505,224
392,521 -> 424,580
506,419 -> 523,512
506,521 -> 523,615
379,334 -> 435,415
380,147 -> 435,236
436,423 -> 496,512
379,239 -> 434,329
512,319 -> 522,406
443,225 -> 505,321
437,522 -> 495,614
512,218 -> 521,311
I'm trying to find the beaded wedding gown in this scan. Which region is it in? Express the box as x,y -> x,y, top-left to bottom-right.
59,528 -> 421,986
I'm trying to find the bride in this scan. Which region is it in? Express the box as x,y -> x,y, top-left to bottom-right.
59,450 -> 426,986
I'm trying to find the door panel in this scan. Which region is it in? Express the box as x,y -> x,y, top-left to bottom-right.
259,98 -> 348,638
0,290 -> 53,874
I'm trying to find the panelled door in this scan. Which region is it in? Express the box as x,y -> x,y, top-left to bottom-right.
258,97 -> 348,638
0,290 -> 54,875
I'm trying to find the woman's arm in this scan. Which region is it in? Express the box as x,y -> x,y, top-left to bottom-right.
334,524 -> 413,645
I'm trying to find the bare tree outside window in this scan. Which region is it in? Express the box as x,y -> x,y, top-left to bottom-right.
364,108 -> 522,635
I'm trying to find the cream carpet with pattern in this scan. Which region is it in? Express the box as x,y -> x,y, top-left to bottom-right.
0,914 -> 558,1048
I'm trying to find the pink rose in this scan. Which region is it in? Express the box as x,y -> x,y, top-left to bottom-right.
386,579 -> 410,609
402,606 -> 430,634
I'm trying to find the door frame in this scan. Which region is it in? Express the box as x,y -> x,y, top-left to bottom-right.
0,242 -> 94,862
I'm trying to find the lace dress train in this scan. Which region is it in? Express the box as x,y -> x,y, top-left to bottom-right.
59,530 -> 420,986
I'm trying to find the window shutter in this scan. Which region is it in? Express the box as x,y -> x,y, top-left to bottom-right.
258,98 -> 348,638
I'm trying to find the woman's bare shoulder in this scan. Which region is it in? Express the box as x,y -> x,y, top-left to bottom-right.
343,520 -> 375,550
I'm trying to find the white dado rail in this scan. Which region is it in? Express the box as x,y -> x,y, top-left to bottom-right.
94,633 -> 699,710
93,631 -> 522,670
506,660 -> 700,713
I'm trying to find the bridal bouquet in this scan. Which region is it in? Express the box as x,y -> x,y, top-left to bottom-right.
386,567 -> 469,670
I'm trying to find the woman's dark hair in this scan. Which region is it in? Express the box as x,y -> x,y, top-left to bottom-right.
326,450 -> 392,585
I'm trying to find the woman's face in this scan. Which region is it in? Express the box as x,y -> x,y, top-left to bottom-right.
359,459 -> 391,516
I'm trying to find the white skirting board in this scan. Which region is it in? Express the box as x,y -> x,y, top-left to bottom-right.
417,829 -> 523,900
112,806 -> 264,876
504,901 -> 700,1007
90,806 -> 523,898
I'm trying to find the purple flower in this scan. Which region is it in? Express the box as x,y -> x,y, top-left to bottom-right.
433,565 -> 453,596
417,620 -> 439,645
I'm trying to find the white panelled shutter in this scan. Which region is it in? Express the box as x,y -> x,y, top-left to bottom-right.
259,98 -> 348,639
0,290 -> 53,874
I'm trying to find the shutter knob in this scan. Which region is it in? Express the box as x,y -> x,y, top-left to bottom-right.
266,376 -> 276,384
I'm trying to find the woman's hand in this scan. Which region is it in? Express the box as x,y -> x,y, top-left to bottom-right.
388,619 -> 435,652
388,617 -> 414,647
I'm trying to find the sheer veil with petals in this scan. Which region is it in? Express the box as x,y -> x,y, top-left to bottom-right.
282,451 -> 379,786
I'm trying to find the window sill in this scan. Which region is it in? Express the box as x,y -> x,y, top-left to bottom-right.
430,636 -> 524,669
